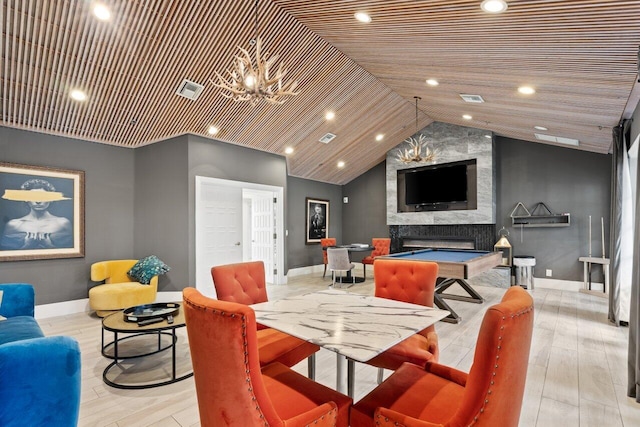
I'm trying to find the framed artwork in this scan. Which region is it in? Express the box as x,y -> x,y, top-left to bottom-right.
306,197 -> 329,244
0,162 -> 85,261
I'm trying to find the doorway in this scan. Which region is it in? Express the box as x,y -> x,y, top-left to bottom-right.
195,176 -> 285,298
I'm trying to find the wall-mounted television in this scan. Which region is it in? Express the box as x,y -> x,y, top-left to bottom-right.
397,159 -> 477,212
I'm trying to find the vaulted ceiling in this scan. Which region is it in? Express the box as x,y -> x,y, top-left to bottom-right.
2,1 -> 639,184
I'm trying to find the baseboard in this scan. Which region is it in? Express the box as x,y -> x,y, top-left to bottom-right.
34,291 -> 185,319
286,264 -> 324,277
532,278 -> 584,292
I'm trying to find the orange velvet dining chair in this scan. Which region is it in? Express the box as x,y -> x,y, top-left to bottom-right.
183,288 -> 352,427
366,258 -> 440,383
361,238 -> 390,280
211,261 -> 320,378
320,237 -> 337,278
350,286 -> 534,427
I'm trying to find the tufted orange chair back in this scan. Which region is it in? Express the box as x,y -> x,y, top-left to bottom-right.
320,238 -> 337,264
449,285 -> 534,427
373,258 -> 439,360
374,258 -> 437,306
370,238 -> 391,258
183,288 -> 344,427
211,261 -> 268,305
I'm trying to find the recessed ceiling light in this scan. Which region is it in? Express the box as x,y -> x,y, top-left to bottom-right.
325,111 -> 335,121
426,79 -> 439,86
462,114 -> 473,120
337,161 -> 345,168
69,89 -> 87,101
481,0 -> 508,14
92,3 -> 112,21
518,86 -> 536,95
375,133 -> 384,141
284,147 -> 294,154
354,12 -> 371,23
208,125 -> 219,135
534,125 -> 548,131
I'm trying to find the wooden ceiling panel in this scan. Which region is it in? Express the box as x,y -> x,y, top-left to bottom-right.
2,1 -> 640,183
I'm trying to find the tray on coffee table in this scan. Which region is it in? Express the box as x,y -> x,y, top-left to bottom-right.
123,302 -> 180,323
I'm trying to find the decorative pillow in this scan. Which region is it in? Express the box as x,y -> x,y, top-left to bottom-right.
127,256 -> 170,285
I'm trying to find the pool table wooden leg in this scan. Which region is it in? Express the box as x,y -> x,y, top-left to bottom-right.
434,293 -> 461,324
436,278 -> 484,303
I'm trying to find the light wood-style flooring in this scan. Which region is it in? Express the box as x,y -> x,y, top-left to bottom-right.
39,272 -> 640,426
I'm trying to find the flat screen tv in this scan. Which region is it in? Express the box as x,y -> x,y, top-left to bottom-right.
397,159 -> 477,212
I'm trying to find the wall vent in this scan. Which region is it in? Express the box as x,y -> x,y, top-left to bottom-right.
319,133 -> 336,143
176,79 -> 204,101
535,133 -> 580,146
459,94 -> 485,103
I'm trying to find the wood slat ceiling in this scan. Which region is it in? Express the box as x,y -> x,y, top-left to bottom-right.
2,1 -> 639,184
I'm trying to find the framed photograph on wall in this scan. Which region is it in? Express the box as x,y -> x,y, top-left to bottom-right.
0,162 -> 85,261
306,197 -> 329,244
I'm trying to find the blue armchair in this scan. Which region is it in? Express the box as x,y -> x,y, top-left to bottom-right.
0,283 -> 81,427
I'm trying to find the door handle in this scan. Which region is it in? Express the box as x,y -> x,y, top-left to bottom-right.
235,242 -> 241,246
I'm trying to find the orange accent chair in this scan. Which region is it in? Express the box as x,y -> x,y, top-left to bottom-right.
211,261 -> 320,378
361,238 -> 391,280
183,288 -> 352,427
320,237 -> 337,278
366,259 -> 439,383
350,286 -> 534,427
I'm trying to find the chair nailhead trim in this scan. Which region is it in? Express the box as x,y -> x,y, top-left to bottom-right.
468,303 -> 534,426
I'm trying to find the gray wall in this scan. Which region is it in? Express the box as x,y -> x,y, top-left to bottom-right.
342,161 -> 388,262
496,137 -> 611,281
134,136 -> 189,291
287,176 -> 343,269
0,127 -> 135,304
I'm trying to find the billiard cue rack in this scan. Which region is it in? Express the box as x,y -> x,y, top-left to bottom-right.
510,202 -> 570,228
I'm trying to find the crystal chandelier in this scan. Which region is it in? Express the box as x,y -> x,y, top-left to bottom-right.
212,0 -> 299,105
396,96 -> 437,164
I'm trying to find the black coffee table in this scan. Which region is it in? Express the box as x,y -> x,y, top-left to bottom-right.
101,303 -> 192,389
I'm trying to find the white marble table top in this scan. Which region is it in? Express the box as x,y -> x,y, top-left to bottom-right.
251,289 -> 450,362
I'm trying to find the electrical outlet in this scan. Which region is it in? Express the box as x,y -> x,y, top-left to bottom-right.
546,269 -> 552,277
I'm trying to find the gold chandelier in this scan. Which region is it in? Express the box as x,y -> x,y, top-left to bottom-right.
396,96 -> 437,164
212,0 -> 299,105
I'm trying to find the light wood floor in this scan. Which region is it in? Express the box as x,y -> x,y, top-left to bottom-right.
39,272 -> 640,426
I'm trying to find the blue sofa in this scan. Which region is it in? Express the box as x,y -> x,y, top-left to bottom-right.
0,283 -> 81,427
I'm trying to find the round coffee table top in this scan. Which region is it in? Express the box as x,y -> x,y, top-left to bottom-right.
102,303 -> 185,333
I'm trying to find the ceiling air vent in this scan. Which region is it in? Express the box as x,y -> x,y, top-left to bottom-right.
459,94 -> 485,103
535,133 -> 580,146
319,133 -> 336,144
175,79 -> 204,101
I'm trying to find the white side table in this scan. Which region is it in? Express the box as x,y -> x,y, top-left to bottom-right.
578,256 -> 610,293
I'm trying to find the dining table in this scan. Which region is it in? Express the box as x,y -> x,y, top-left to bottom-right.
251,289 -> 450,397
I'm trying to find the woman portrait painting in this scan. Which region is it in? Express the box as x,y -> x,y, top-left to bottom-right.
1,178 -> 74,250
0,163 -> 84,261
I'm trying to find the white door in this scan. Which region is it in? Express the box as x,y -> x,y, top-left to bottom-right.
196,176 -> 286,294
195,179 -> 243,297
248,190 -> 276,283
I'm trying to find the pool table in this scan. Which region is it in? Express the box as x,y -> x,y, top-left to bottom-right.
380,248 -> 502,323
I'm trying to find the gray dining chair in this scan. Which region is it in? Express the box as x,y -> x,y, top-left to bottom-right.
327,247 -> 355,288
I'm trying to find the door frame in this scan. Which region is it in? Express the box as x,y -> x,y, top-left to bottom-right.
195,176 -> 285,287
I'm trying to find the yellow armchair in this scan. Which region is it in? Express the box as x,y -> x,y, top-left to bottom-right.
89,260 -> 158,316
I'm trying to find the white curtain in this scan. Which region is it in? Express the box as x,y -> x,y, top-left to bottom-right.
619,137 -> 638,323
